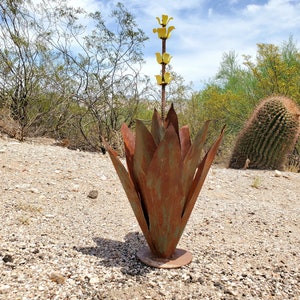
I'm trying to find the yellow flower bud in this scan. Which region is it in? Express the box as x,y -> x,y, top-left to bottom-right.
164,72 -> 172,84
155,52 -> 172,65
155,53 -> 163,64
155,72 -> 172,85
156,15 -> 173,26
155,75 -> 163,85
162,53 -> 172,64
153,26 -> 175,39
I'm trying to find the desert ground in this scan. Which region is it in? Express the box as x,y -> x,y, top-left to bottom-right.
0,135 -> 299,299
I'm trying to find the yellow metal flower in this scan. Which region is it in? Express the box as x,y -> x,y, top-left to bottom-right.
164,72 -> 172,84
153,26 -> 175,39
156,14 -> 173,26
155,75 -> 163,85
155,72 -> 172,85
155,52 -> 172,64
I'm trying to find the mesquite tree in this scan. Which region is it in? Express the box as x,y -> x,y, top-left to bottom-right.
0,0 -> 48,138
0,0 -> 148,148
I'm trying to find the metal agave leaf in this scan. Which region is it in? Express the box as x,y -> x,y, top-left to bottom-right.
108,105 -> 225,259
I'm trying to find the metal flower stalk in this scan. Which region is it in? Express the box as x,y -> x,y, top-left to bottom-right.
107,15 -> 225,267
153,15 -> 174,120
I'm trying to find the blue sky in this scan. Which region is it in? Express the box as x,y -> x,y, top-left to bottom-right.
70,0 -> 300,89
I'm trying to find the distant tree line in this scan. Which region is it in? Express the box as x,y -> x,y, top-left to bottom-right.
0,0 -> 299,160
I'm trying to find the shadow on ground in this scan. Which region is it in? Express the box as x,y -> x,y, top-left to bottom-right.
75,232 -> 151,275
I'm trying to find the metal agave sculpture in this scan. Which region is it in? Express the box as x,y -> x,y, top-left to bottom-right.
107,15 -> 225,268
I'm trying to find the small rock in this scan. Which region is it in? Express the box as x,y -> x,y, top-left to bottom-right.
29,187 -> 39,193
100,175 -> 107,180
197,277 -> 205,284
44,214 -> 55,219
3,254 -> 13,263
224,288 -> 238,296
274,170 -> 282,177
0,285 -> 10,294
49,272 -> 66,284
88,190 -> 98,199
89,276 -> 100,284
213,281 -> 223,288
69,184 -> 80,192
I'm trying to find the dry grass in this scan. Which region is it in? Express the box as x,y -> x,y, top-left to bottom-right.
251,176 -> 261,189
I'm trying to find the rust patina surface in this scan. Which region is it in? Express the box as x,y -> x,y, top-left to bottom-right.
108,105 -> 225,260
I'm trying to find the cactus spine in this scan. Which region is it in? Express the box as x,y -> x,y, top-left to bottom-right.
229,96 -> 300,170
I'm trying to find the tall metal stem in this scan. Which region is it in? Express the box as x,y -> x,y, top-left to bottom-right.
161,35 -> 166,121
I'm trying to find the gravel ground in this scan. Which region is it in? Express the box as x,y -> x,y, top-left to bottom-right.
0,136 -> 299,300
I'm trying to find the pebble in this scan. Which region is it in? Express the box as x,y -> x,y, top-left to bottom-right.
87,190 -> 98,199
49,273 -> 66,284
0,285 -> 10,294
274,170 -> 282,177
2,254 -> 13,263
88,276 -> 100,284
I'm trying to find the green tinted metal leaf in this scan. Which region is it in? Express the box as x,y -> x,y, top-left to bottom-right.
181,121 -> 210,202
182,125 -> 226,225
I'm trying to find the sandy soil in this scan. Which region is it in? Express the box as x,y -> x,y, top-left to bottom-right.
0,136 -> 299,299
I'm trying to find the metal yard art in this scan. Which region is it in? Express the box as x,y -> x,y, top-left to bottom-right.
107,15 -> 225,268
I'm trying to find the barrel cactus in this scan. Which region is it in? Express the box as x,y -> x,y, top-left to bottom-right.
229,95 -> 300,170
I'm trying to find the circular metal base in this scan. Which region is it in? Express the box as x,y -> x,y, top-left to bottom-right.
137,247 -> 192,269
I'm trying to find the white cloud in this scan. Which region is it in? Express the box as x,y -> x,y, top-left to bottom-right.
44,0 -> 300,89
112,0 -> 297,89
246,4 -> 260,13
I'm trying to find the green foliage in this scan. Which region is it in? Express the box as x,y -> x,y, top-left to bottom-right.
181,38 -> 300,165
135,101 -> 158,124
243,38 -> 300,102
229,96 -> 300,170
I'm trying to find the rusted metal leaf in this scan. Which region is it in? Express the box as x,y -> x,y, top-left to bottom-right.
107,105 -> 225,261
145,124 -> 184,258
151,108 -> 165,146
133,120 -> 157,227
164,103 -> 179,136
179,125 -> 191,160
121,123 -> 135,180
133,120 -> 157,177
182,125 -> 226,224
107,147 -> 156,254
181,121 -> 210,202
